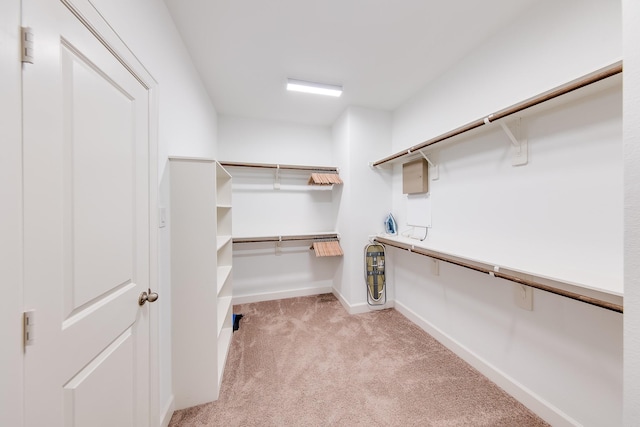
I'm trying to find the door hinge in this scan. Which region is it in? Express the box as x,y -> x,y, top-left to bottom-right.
21,26 -> 34,64
23,310 -> 35,349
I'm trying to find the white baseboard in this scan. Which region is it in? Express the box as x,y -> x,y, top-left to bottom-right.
332,288 -> 394,315
160,394 -> 175,427
232,286 -> 333,305
393,300 -> 579,427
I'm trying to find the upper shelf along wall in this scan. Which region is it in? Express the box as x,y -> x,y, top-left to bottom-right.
372,61 -> 622,167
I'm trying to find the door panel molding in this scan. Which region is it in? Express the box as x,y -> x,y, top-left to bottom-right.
63,0 -> 157,89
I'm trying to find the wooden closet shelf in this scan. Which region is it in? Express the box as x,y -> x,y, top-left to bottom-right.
372,61 -> 622,167
220,161 -> 338,173
375,235 -> 623,314
233,233 -> 340,244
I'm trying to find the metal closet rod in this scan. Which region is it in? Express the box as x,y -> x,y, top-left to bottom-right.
374,236 -> 623,314
372,61 -> 623,167
233,233 -> 339,244
220,161 -> 338,173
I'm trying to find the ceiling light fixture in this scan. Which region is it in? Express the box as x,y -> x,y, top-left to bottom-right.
286,78 -> 342,97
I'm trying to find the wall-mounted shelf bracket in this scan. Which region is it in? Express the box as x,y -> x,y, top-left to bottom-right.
417,150 -> 439,180
490,116 -> 528,166
489,265 -> 500,277
431,259 -> 440,276
274,164 -> 281,189
275,236 -> 282,255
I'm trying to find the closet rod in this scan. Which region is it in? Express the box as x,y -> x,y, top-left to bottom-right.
234,233 -> 339,244
373,61 -> 623,167
220,161 -> 338,173
374,236 -> 623,314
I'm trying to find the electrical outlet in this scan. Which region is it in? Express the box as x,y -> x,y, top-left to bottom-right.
514,284 -> 533,311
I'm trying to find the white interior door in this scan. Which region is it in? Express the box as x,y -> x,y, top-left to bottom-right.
22,1 -> 154,426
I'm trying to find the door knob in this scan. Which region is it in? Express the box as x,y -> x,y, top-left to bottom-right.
139,290 -> 159,306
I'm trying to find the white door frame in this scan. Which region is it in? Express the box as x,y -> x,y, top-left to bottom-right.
0,1 -> 24,426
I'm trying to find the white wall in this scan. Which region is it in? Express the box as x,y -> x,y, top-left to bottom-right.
81,1 -> 219,424
0,1 -> 23,426
217,111 -> 393,308
332,107 -> 393,311
394,85 -> 623,294
623,0 -> 640,424
219,115 -> 332,165
393,0 -> 621,151
332,112 -> 351,303
218,115 -> 341,302
389,0 -> 622,425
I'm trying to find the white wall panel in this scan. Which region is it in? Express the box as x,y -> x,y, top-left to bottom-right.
392,0 -> 621,151
399,86 -> 622,294
389,0 -> 623,424
219,115 -> 332,165
623,0 -> 640,423
333,107 -> 393,310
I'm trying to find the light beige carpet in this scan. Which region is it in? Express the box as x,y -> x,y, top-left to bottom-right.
169,294 -> 549,427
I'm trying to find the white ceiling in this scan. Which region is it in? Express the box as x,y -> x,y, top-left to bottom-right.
164,0 -> 538,126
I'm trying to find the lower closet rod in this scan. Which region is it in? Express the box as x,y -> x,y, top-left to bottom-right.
375,237 -> 623,314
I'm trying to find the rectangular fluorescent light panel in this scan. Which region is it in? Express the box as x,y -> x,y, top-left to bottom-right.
286,79 -> 342,97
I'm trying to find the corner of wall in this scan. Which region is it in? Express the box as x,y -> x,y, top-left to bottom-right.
160,394 -> 175,427
623,0 -> 640,423
332,106 -> 393,309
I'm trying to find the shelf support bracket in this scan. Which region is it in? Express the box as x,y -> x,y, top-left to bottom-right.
498,118 -> 528,166
430,259 -> 440,276
274,164 -> 281,189
417,150 -> 439,180
275,236 -> 282,256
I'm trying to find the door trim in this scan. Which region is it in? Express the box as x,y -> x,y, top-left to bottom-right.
1,1 -> 23,426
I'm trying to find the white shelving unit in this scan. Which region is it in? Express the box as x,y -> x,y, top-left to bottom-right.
169,157 -> 233,410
